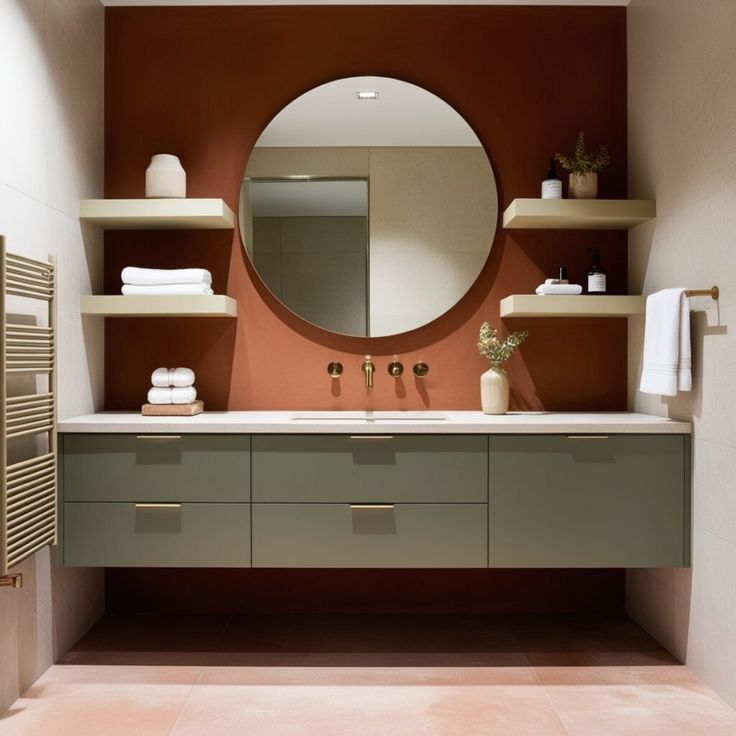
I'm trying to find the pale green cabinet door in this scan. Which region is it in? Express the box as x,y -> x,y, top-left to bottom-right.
252,503 -> 488,568
489,434 -> 690,567
64,502 -> 251,567
62,434 -> 250,503
252,435 -> 487,503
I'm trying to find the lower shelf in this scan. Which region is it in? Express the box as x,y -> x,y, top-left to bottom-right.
80,295 -> 237,317
500,294 -> 645,318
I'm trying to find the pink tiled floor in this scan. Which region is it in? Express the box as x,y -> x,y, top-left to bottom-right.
2,613 -> 736,735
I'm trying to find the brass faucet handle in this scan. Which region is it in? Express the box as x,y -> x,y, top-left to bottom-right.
412,361 -> 429,378
327,361 -> 343,378
388,356 -> 404,377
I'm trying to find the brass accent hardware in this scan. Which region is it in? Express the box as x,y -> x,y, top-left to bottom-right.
349,435 -> 394,440
135,435 -> 182,440
350,504 -> 395,510
0,574 -> 23,589
388,356 -> 404,377
567,435 -> 609,439
412,361 -> 429,378
134,503 -> 182,509
362,355 -> 375,389
686,286 -> 719,300
327,361 -> 343,378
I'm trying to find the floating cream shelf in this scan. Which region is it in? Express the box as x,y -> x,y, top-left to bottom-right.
80,295 -> 237,318
79,198 -> 235,230
500,295 -> 645,318
502,199 -> 656,230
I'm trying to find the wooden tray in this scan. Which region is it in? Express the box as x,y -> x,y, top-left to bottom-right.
141,400 -> 204,416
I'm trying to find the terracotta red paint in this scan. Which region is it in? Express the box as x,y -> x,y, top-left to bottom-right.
104,5 -> 628,412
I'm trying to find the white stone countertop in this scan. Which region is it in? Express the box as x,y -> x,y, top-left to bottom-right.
57,411 -> 692,435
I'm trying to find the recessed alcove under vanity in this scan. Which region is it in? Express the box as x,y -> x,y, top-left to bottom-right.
4,1 -> 735,733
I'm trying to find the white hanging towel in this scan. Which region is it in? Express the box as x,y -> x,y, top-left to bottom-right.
639,288 -> 691,396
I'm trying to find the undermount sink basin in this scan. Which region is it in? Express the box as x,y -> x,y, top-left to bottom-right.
290,411 -> 447,421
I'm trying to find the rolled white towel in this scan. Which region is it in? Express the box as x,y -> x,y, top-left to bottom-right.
151,367 -> 171,388
147,386 -> 173,405
122,267 -> 212,286
171,386 -> 197,404
122,284 -> 214,296
171,367 -> 195,388
535,283 -> 583,296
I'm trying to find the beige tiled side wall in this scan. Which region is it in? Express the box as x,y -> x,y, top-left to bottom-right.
626,0 -> 736,710
0,0 -> 105,714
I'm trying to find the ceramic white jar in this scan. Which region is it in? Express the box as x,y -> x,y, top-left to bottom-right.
568,172 -> 598,199
145,154 -> 186,198
481,363 -> 510,415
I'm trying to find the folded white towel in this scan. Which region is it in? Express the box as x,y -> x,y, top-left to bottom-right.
640,288 -> 691,396
171,367 -> 195,388
122,267 -> 212,286
535,284 -> 583,296
122,284 -> 214,296
151,367 -> 171,387
172,386 -> 197,404
150,367 -> 195,388
147,386 -> 173,404
146,385 -> 197,405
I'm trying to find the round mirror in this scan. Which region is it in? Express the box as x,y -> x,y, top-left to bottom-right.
240,76 -> 498,337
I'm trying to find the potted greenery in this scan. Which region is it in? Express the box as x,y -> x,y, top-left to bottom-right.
554,131 -> 610,199
477,322 -> 528,414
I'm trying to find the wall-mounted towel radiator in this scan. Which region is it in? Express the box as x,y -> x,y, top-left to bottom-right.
0,236 -> 56,586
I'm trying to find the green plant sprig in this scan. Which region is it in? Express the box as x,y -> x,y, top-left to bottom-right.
554,131 -> 610,176
477,322 -> 528,365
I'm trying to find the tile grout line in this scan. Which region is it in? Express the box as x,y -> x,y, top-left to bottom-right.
165,614 -> 233,736
525,652 -> 574,736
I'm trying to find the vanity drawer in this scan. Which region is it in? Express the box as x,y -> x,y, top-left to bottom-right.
252,503 -> 487,568
63,502 -> 251,567
489,434 -> 690,567
62,434 -> 250,503
252,435 -> 487,503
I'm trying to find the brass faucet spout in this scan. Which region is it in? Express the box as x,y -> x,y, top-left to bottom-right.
362,355 -> 375,389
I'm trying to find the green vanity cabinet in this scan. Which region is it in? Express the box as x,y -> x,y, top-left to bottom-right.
252,503 -> 488,568
60,433 -> 251,567
64,503 -> 251,567
62,433 -> 251,502
251,435 -> 488,503
489,434 -> 690,568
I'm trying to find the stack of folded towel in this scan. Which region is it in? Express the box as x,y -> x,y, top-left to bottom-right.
535,282 -> 583,296
121,267 -> 213,296
147,367 -> 197,405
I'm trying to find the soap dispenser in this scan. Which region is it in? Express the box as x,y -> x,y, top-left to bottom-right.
585,248 -> 607,295
541,159 -> 562,199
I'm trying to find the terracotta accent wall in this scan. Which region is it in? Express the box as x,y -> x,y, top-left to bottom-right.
104,5 -> 628,411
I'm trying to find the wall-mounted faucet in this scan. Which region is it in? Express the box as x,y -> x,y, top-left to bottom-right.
362,355 -> 375,389
388,356 -> 404,377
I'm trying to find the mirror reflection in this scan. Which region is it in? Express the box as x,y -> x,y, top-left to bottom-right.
240,76 -> 498,337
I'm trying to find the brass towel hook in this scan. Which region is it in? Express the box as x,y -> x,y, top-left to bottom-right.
685,286 -> 719,300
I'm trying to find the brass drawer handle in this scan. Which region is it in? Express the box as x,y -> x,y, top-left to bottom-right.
135,435 -> 182,440
350,504 -> 395,510
567,435 -> 609,439
134,503 -> 182,509
349,435 -> 394,440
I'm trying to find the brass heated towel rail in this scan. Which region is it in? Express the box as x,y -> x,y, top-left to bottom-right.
0,236 -> 57,584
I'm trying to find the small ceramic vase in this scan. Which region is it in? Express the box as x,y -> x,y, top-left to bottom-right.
568,172 -> 598,199
145,154 -> 186,198
481,362 -> 510,415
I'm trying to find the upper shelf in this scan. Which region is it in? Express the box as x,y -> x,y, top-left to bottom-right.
79,198 -> 236,230
500,294 -> 645,318
80,295 -> 237,318
502,199 -> 656,230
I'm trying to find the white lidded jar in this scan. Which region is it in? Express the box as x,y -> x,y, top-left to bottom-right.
145,154 -> 186,198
